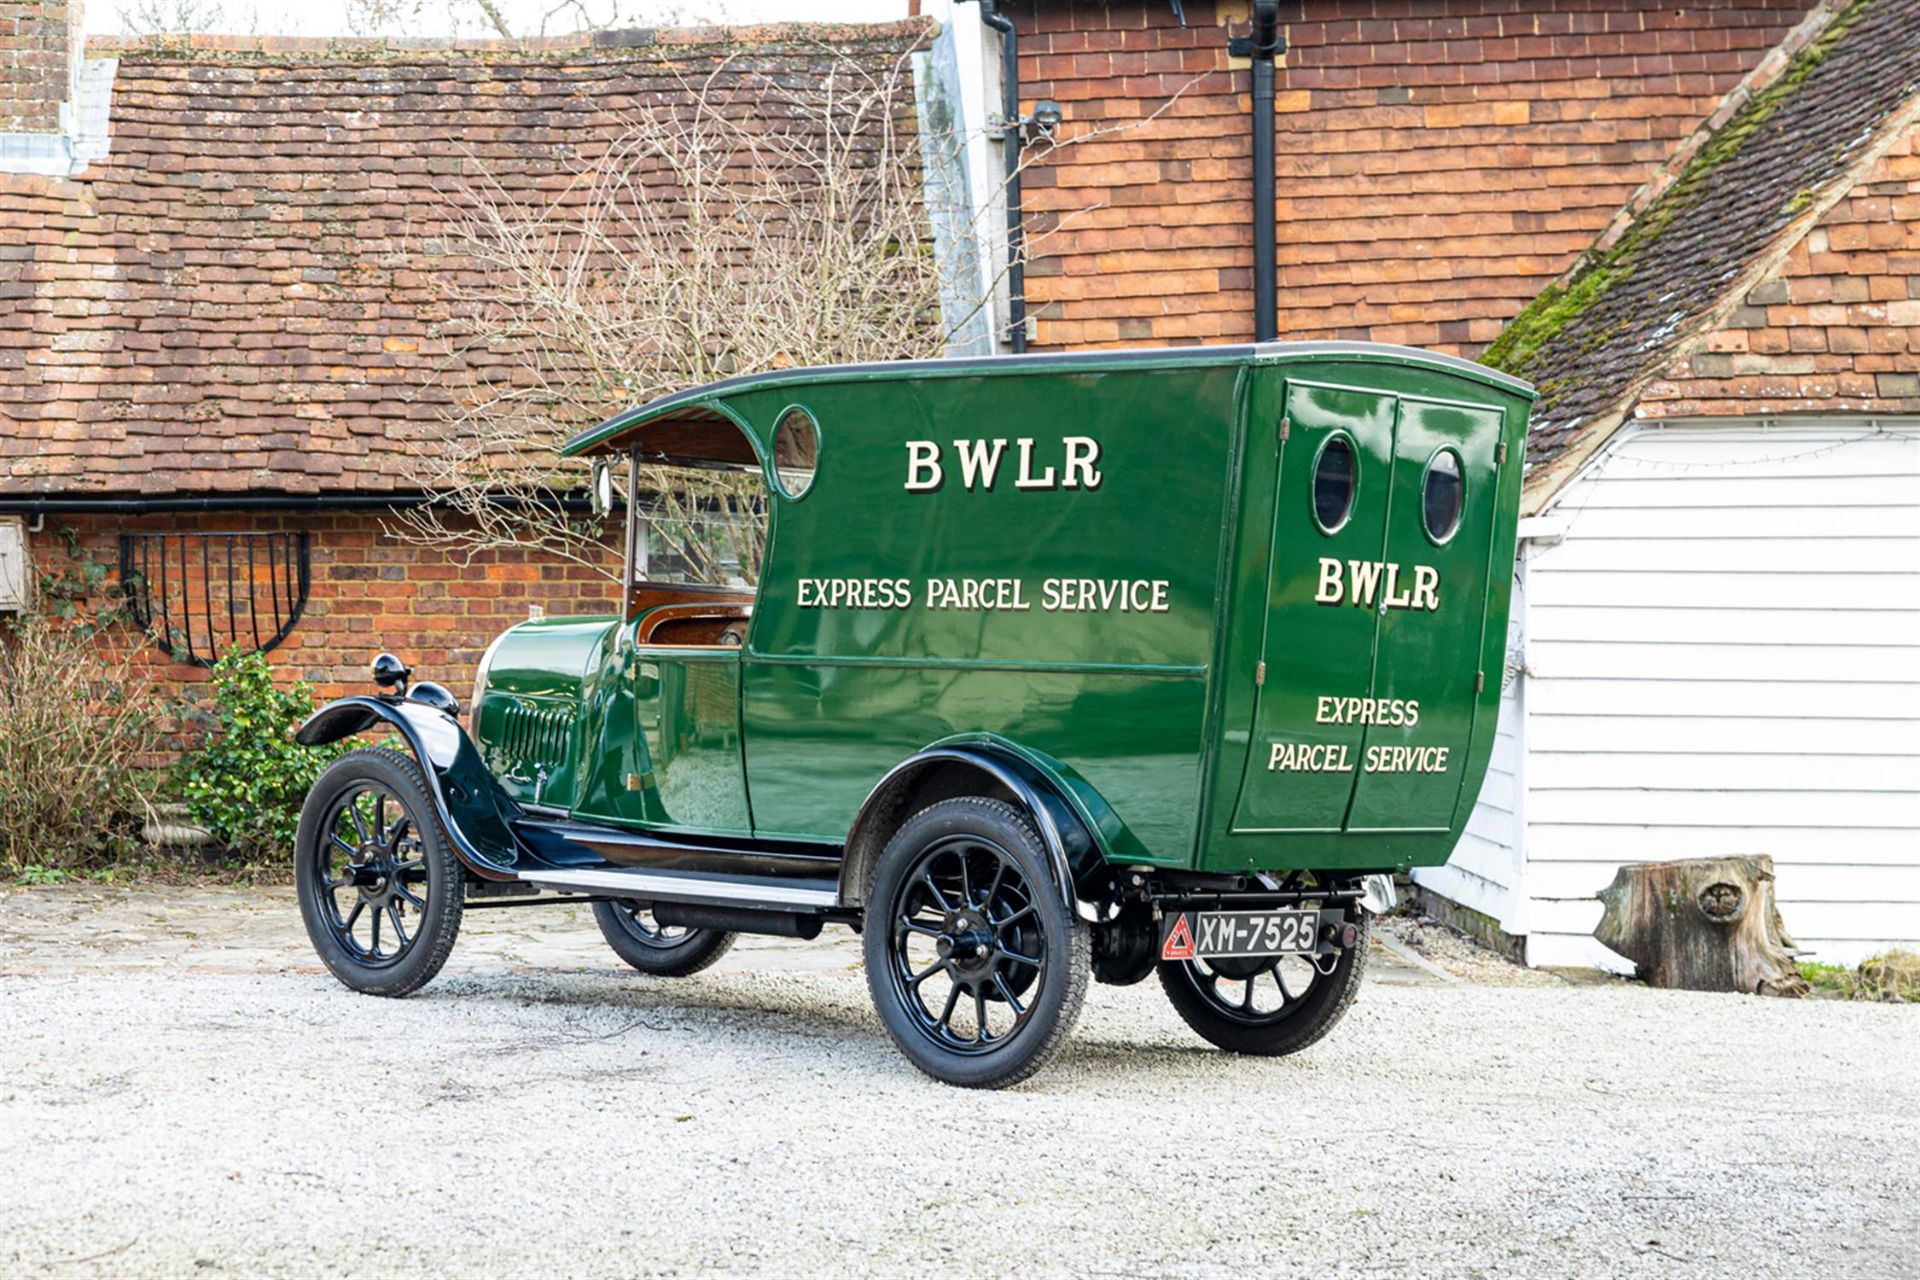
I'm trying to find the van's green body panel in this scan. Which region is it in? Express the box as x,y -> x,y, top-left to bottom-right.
473,342 -> 1532,880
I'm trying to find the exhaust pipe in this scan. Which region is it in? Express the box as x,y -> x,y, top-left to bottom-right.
651,902 -> 823,939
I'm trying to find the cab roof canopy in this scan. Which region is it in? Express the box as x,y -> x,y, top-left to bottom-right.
569,402 -> 763,471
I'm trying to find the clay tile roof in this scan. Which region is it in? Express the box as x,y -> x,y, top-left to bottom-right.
0,20 -> 931,499
1482,0 -> 1920,503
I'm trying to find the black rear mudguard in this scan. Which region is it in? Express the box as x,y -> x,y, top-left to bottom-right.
297,696 -> 526,879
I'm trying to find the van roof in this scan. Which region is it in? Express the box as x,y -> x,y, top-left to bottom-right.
559,341 -> 1535,462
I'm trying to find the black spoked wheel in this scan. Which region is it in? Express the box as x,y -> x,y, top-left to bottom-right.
891,835 -> 1046,1050
1158,909 -> 1369,1056
592,899 -> 736,977
296,748 -> 462,997
865,797 -> 1089,1089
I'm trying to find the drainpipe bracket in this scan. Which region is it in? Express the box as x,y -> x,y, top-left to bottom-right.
1228,32 -> 1287,59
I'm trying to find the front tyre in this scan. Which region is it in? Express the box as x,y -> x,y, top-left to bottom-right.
1157,911 -> 1370,1056
863,797 -> 1090,1089
592,900 -> 736,977
295,747 -> 463,998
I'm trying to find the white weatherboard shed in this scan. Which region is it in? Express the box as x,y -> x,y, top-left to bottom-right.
1419,420 -> 1920,969
1418,0 -> 1920,972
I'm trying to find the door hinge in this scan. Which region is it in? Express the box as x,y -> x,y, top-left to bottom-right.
1278,417 -> 1290,445
1475,669 -> 1485,693
1255,661 -> 1266,687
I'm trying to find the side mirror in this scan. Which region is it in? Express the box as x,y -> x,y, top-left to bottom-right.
591,459 -> 616,517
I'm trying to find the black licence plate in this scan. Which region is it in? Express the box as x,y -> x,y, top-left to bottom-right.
1159,909 -> 1320,961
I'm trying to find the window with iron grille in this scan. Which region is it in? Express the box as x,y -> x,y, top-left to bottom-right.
119,531 -> 311,666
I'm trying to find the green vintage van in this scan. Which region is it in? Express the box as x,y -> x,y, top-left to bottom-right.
294,341 -> 1532,1087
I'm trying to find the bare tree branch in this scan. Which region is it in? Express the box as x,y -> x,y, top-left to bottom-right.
391,50 -> 1198,586
468,0 -> 516,39
117,0 -> 228,36
394,48 -> 946,585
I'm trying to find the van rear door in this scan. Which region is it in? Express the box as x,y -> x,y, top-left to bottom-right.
1229,381 -> 1396,833
1345,397 -> 1504,831
1229,380 -> 1504,835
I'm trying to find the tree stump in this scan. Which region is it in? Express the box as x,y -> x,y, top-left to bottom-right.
1593,856 -> 1809,996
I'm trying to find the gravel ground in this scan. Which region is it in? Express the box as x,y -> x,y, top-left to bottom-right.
1375,913 -> 1568,987
1,886 -> 1915,1279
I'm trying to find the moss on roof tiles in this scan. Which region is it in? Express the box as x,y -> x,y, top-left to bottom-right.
1481,0 -> 1920,469
1484,0 -> 1870,378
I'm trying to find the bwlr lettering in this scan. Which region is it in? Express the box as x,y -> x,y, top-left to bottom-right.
905,436 -> 1103,493
1315,557 -> 1441,612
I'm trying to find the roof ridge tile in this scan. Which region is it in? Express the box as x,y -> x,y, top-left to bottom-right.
86,18 -> 934,63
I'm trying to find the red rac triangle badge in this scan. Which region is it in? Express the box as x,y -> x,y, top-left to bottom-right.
1161,912 -> 1196,961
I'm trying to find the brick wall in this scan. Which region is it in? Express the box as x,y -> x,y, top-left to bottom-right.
0,0 -> 76,132
1638,124 -> 1920,418
1007,0 -> 1812,355
32,510 -> 622,728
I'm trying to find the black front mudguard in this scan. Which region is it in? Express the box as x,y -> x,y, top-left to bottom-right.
297,696 -> 524,879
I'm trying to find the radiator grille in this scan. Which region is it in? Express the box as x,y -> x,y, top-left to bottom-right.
492,701 -> 573,782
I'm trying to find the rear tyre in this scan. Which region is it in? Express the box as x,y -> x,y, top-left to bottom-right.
864,797 -> 1090,1089
1157,911 -> 1369,1056
295,747 -> 463,998
593,900 -> 736,977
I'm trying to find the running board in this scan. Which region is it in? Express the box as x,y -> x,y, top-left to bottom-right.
513,866 -> 839,912
510,816 -> 840,880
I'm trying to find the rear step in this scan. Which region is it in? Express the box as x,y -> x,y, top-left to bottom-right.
513,866 -> 839,913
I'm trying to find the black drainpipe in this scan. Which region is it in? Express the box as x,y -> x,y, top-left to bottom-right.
1248,2 -> 1284,343
976,1 -> 1027,353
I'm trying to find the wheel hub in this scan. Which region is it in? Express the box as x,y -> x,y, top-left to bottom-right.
886,831 -> 1058,1058
346,849 -> 395,900
939,910 -> 995,974
311,777 -> 433,969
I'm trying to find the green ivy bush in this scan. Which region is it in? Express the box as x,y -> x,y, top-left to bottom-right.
181,649 -> 345,862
